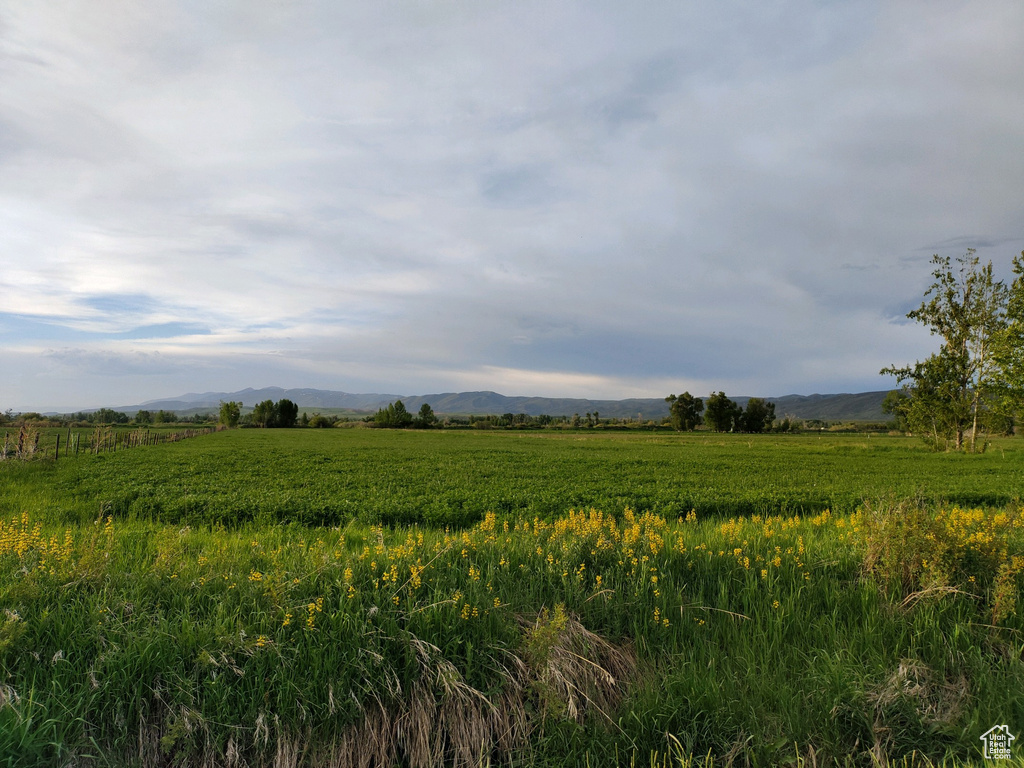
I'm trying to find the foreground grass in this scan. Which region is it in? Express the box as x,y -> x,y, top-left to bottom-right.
1,500 -> 1023,766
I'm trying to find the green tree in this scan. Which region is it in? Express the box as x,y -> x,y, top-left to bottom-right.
92,408 -> 130,424
705,392 -> 741,433
392,400 -> 413,427
881,390 -> 910,432
245,399 -> 298,428
135,410 -> 153,425
738,398 -> 775,433
252,400 -> 278,428
993,252 -> 1024,425
882,250 -> 1009,452
665,392 -> 704,431
374,400 -> 413,428
414,403 -> 437,429
277,398 -> 299,428
219,401 -> 242,428
154,409 -> 176,424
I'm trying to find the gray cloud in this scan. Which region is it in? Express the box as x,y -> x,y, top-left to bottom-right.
2,1 -> 1023,410
920,236 -> 1020,252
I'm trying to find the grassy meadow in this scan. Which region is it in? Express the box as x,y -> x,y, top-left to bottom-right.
1,428 -> 1024,766
5,428 -> 1024,527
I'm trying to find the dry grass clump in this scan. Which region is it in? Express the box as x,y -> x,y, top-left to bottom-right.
519,604 -> 636,725
868,660 -> 969,728
122,610 -> 634,768
320,611 -> 634,768
866,659 -> 970,762
331,637 -> 513,768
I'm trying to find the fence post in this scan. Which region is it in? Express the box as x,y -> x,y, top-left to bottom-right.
55,434 -> 60,462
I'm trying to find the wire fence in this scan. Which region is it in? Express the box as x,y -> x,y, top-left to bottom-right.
1,424 -> 221,462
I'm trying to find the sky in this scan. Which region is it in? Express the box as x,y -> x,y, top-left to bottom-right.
2,1 -> 1024,411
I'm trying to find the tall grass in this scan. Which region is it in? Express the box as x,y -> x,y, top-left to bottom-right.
1,502 -> 1023,766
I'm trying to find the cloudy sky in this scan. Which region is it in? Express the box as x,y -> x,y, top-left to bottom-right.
2,1 -> 1023,410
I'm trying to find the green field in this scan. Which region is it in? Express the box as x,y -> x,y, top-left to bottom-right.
1,429 -> 1024,766
5,428 -> 1024,528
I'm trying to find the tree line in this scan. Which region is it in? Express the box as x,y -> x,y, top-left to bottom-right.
664,392 -> 779,433
217,399 -> 299,428
372,400 -> 437,428
5,399 -> 813,433
1,409 -> 215,427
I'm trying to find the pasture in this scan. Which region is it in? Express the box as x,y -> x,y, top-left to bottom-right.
1,429 -> 1023,766
5,428 -> 1024,528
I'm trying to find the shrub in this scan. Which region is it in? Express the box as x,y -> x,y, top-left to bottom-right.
859,499 -> 1024,623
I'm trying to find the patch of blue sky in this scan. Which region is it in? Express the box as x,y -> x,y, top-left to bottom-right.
111,322 -> 211,340
242,321 -> 289,330
0,312 -> 209,342
0,313 -> 78,342
79,293 -> 160,316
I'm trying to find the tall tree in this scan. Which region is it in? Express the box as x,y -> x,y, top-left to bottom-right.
738,398 -> 775,433
882,250 -> 1009,452
414,403 -> 437,428
218,400 -> 241,428
374,400 -> 414,428
705,392 -> 741,433
993,252 -> 1024,426
277,398 -> 299,428
252,400 -> 278,428
665,392 -> 704,431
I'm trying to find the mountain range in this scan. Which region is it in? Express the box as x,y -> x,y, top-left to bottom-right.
125,387 -> 892,422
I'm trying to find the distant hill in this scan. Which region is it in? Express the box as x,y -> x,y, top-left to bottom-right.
126,387 -> 891,422
136,387 -> 405,413
764,392 -> 890,422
